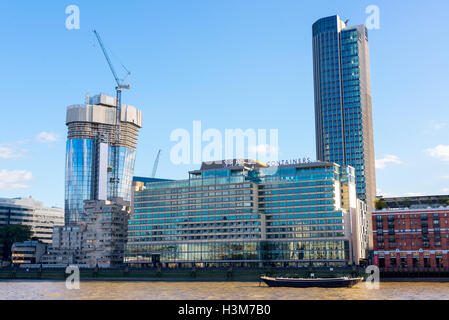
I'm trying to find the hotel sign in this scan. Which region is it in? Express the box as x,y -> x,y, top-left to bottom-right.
266,158 -> 312,167
222,157 -> 313,168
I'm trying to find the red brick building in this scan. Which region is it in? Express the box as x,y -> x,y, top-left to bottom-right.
372,207 -> 449,270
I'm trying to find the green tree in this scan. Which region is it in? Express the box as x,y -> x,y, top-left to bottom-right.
375,200 -> 387,210
0,224 -> 32,262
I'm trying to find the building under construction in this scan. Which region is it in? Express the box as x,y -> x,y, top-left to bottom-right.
65,93 -> 142,225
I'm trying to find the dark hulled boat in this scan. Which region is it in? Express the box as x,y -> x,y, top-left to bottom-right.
260,276 -> 363,288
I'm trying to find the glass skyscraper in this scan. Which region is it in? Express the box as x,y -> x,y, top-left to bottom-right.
312,15 -> 376,226
65,94 -> 142,225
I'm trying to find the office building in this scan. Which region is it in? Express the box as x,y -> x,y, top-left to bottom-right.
65,93 -> 142,224
11,240 -> 47,265
372,206 -> 449,269
0,197 -> 64,244
125,159 -> 369,268
312,15 -> 376,228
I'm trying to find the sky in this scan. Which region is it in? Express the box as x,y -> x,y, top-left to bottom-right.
0,0 -> 448,208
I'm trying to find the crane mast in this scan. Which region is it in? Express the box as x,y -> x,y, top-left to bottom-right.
93,30 -> 130,199
152,149 -> 162,178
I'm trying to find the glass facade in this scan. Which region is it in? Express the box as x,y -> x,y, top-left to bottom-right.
65,139 -> 137,224
125,240 -> 348,266
107,146 -> 137,203
65,139 -> 94,224
126,161 -> 361,267
312,15 -> 375,211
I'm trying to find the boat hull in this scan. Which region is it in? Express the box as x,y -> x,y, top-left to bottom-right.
260,276 -> 363,288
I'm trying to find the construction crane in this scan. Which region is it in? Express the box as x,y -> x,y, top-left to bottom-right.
93,30 -> 130,198
93,30 -> 130,99
152,149 -> 162,178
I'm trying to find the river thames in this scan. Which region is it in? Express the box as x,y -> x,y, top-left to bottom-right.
1,281 -> 449,299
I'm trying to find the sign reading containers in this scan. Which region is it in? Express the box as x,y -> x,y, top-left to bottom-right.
266,158 -> 313,167
222,158 -> 313,168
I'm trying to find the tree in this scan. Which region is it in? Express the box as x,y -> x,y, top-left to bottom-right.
0,225 -> 32,262
375,199 -> 387,210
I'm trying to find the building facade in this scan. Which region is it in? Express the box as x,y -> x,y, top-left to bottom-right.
41,224 -> 86,265
126,160 -> 369,268
372,206 -> 449,269
65,93 -> 142,224
43,199 -> 130,267
0,197 -> 64,244
82,199 -> 130,268
11,240 -> 47,265
312,15 -> 376,231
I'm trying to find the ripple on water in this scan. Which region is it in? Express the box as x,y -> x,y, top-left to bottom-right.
1,281 -> 449,300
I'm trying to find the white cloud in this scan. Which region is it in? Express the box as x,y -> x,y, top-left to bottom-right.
36,132 -> 60,143
0,146 -> 26,159
441,188 -> 449,193
426,145 -> 449,162
0,170 -> 33,190
375,154 -> 403,169
442,175 -> 449,179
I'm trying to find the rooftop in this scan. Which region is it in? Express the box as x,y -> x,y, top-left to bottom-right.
376,195 -> 449,210
0,197 -> 62,210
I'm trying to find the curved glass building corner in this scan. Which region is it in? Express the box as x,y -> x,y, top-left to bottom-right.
65,140 -> 137,225
65,139 -> 94,225
64,94 -> 142,225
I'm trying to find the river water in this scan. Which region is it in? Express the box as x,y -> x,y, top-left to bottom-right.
1,281 -> 449,300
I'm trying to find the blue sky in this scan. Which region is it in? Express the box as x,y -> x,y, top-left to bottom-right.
0,0 -> 448,207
